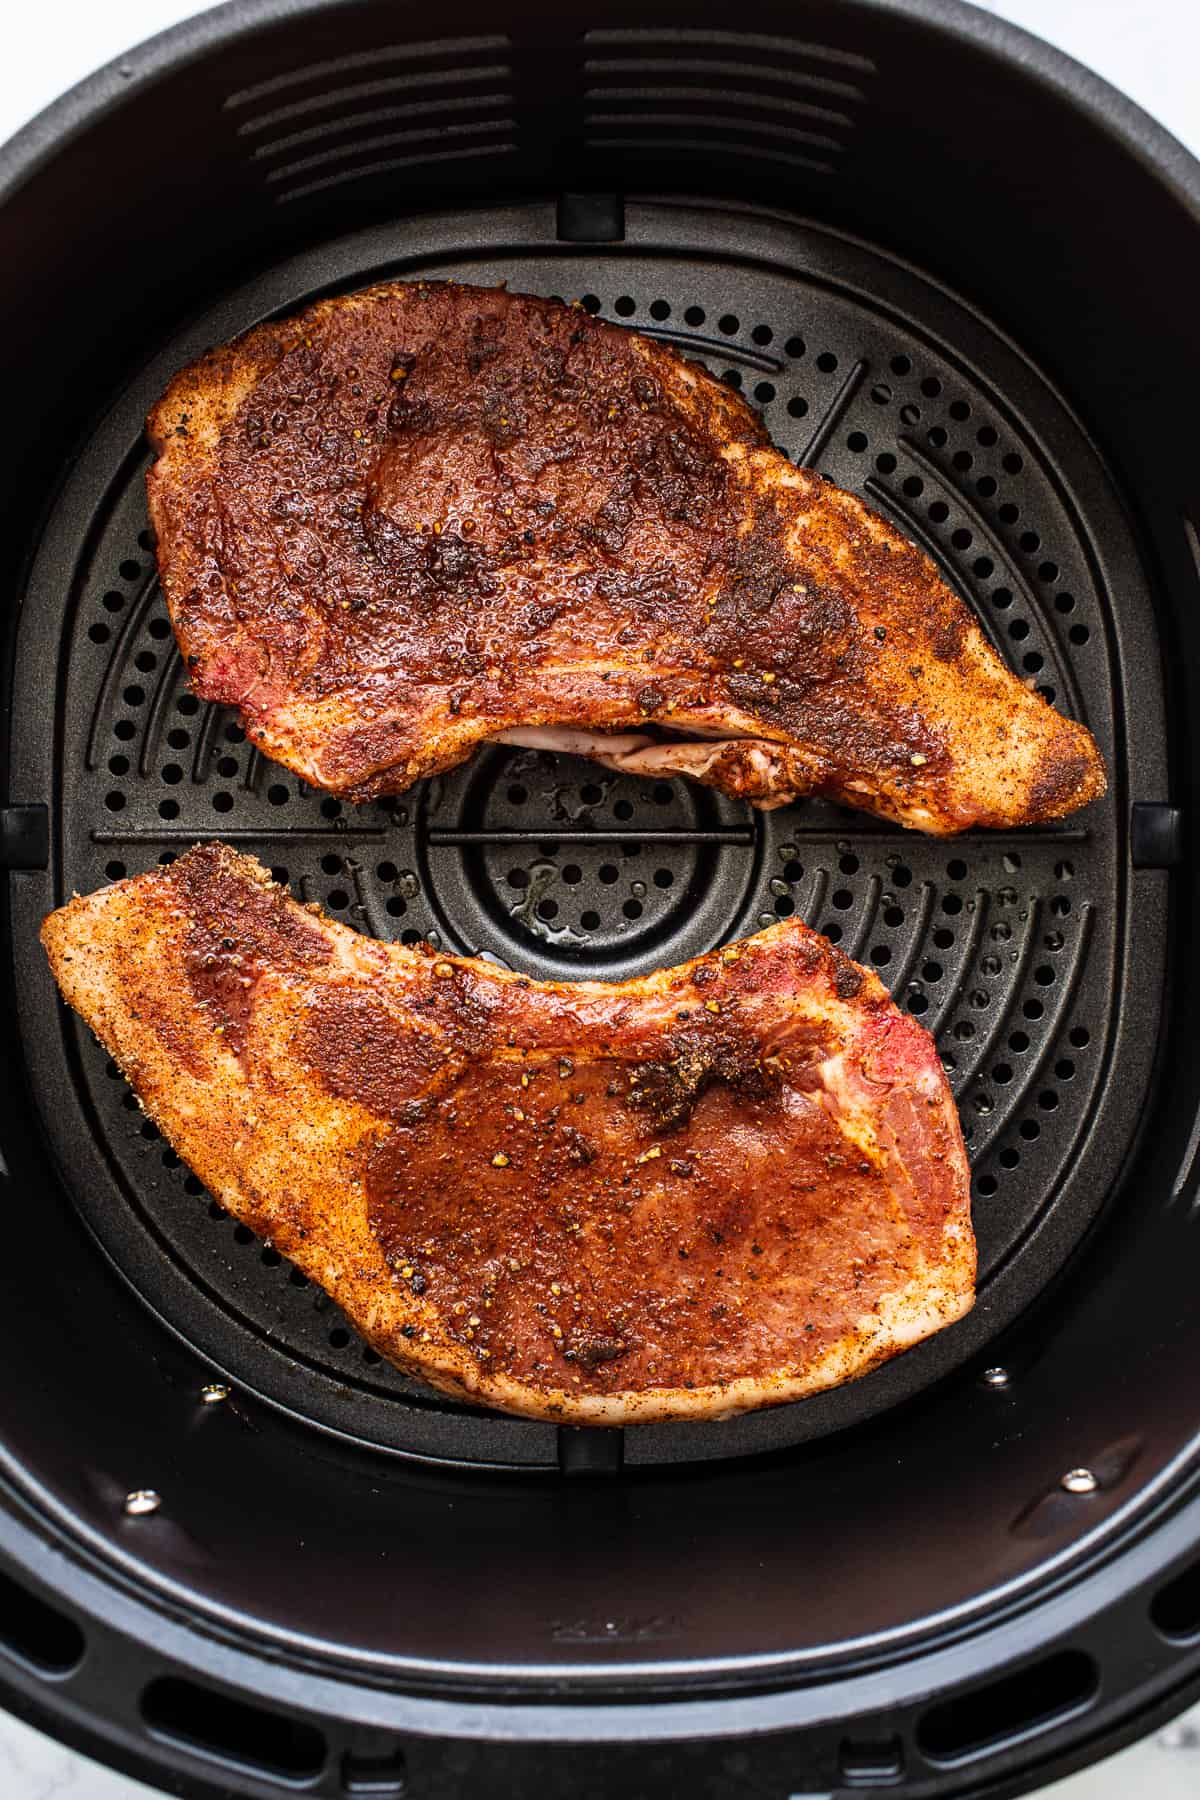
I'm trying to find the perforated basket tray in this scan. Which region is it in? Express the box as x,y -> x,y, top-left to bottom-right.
9,199 -> 1164,1470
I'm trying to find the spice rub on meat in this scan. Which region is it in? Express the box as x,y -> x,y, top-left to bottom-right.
146,281 -> 1105,835
41,845 -> 975,1423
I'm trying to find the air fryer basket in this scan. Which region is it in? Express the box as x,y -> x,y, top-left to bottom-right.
1,1 -> 1199,1794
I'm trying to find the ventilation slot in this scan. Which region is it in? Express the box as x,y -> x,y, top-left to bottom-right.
226,36 -> 511,115
341,1743 -> 408,1794
0,1568 -> 84,1676
1152,1556 -> 1200,1641
142,1677 -> 326,1781
265,124 -> 519,200
918,1650 -> 1097,1764
583,27 -> 873,173
839,1734 -> 904,1785
224,37 -> 516,205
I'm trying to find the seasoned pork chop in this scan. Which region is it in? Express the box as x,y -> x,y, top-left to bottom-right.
42,845 -> 974,1423
147,282 -> 1104,834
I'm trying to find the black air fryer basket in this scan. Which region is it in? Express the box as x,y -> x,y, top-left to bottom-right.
1,0 -> 1198,1793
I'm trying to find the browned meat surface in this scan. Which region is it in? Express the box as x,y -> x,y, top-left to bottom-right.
42,845 -> 974,1423
146,282 -> 1104,835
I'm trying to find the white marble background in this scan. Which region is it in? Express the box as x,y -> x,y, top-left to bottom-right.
2,0 -> 1199,1792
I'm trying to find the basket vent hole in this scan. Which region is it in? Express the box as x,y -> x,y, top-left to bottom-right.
0,1567 -> 85,1676
142,1677 -> 326,1782
917,1650 -> 1097,1765
1152,1558 -> 1200,1641
341,1743 -> 408,1795
839,1734 -> 904,1786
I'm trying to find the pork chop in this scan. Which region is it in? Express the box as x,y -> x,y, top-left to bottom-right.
146,282 -> 1104,834
42,845 -> 974,1423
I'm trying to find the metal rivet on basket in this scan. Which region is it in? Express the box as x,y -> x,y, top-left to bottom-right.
981,1366 -> 1010,1388
123,1488 -> 162,1517
1061,1467 -> 1099,1495
200,1382 -> 231,1406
